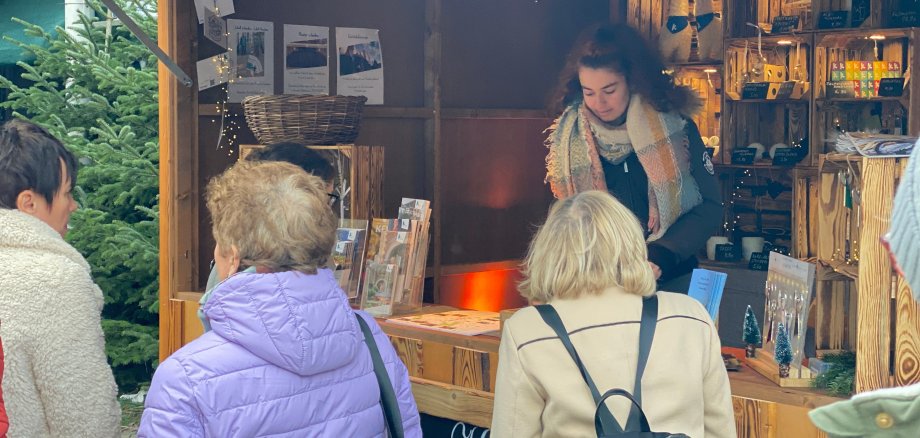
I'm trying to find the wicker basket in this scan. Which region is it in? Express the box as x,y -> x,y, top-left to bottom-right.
242,95 -> 367,145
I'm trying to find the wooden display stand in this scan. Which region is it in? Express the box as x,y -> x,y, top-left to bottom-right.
804,154 -> 920,392
746,349 -> 817,387
812,28 -> 918,162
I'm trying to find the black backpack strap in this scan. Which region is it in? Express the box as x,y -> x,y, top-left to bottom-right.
535,305 -> 624,434
595,389 -> 653,435
356,314 -> 405,438
625,294 -> 659,431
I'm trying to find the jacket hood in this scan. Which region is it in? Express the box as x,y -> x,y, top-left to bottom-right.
202,269 -> 361,376
0,209 -> 88,270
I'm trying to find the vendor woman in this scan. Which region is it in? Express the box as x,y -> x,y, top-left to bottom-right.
545,23 -> 722,291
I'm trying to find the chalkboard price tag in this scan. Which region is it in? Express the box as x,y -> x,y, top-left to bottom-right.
742,82 -> 770,99
818,11 -> 849,29
770,16 -> 800,34
878,78 -> 905,97
749,252 -> 770,271
772,148 -> 801,166
715,244 -> 739,262
732,149 -> 756,165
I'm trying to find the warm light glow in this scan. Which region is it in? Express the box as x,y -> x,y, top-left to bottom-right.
869,34 -> 886,40
458,270 -> 516,312
703,68 -> 718,73
777,40 -> 793,45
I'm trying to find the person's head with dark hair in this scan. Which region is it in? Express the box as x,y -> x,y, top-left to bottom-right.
246,142 -> 335,187
550,23 -> 700,120
0,119 -> 79,236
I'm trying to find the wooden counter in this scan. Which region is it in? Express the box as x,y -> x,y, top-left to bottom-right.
379,310 -> 842,437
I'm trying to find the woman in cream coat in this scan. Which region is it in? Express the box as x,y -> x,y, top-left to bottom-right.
491,190 -> 735,437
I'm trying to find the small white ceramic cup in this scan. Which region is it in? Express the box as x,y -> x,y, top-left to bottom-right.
742,236 -> 766,261
707,236 -> 730,260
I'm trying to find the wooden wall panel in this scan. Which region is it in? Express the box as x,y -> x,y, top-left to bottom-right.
440,0 -> 609,109
732,396 -> 777,438
453,347 -> 490,392
391,336 -> 424,377
440,118 -> 555,265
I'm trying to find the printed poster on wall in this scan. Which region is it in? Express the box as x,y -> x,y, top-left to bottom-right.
336,27 -> 383,105
283,25 -> 330,95
227,19 -> 274,103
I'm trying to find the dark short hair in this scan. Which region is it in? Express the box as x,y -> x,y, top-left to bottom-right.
0,119 -> 78,209
245,142 -> 335,183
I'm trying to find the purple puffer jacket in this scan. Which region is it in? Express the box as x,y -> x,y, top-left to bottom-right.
138,269 -> 422,437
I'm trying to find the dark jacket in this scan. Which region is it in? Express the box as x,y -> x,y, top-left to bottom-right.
601,118 -> 722,283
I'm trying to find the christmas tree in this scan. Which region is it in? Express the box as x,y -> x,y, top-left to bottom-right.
774,322 -> 793,377
0,0 -> 159,392
743,305 -> 762,357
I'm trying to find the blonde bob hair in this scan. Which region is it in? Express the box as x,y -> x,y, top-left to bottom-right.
519,190 -> 656,302
206,160 -> 336,274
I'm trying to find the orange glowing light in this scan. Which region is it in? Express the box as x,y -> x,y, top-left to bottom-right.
458,270 -> 517,312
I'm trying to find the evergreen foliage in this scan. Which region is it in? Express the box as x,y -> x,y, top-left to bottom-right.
812,352 -> 856,397
743,304 -> 762,345
774,322 -> 793,366
0,0 -> 159,392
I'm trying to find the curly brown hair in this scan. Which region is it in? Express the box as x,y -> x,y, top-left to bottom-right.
550,24 -> 700,116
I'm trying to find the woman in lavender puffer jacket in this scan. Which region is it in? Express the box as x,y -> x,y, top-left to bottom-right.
138,161 -> 421,437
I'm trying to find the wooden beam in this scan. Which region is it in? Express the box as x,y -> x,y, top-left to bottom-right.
440,259 -> 521,276
909,29 -> 920,137
158,0 -> 199,362
424,0 -> 443,303
856,158 -> 897,392
410,377 -> 494,428
441,108 -> 549,120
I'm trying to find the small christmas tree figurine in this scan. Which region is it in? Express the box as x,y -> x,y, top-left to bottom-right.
774,322 -> 793,378
743,305 -> 762,357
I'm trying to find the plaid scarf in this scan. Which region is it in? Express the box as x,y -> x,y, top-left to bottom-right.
544,94 -> 703,241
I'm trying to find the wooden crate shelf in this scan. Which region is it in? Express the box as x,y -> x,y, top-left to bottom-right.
799,155 -> 920,392
673,65 -> 723,141
812,2 -> 919,30
812,28 -> 917,160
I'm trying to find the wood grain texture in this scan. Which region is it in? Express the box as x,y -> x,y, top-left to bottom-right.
453,347 -> 490,391
390,336 -> 424,377
856,157 -> 897,392
158,0 -> 199,362
420,341 -> 456,384
733,396 -> 776,438
410,377 -> 494,428
792,170 -> 809,258
895,275 -> 920,386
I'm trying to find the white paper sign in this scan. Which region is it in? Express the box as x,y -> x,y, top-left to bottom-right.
336,27 -> 383,105
194,0 -> 234,24
227,20 -> 274,103
196,53 -> 230,91
283,25 -> 329,95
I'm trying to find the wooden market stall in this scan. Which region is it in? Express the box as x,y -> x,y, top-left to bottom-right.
157,0 -> 920,436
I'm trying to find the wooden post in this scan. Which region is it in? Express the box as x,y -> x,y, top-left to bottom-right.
157,0 -> 199,362
424,0 -> 443,303
856,157 -> 897,391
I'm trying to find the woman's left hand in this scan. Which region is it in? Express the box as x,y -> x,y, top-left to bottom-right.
649,261 -> 661,280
